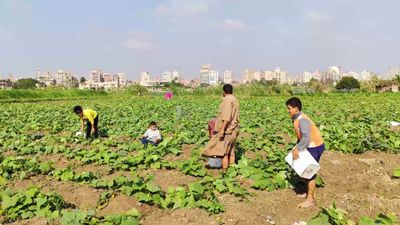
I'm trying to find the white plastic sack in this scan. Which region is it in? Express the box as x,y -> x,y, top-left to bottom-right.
389,121 -> 400,127
285,149 -> 320,179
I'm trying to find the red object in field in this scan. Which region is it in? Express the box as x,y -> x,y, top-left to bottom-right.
208,118 -> 217,139
164,92 -> 173,100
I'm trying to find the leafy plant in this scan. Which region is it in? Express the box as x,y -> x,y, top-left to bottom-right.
393,168 -> 400,178
309,203 -> 398,225
0,187 -> 66,222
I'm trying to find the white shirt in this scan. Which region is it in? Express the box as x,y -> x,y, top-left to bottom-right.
144,128 -> 161,142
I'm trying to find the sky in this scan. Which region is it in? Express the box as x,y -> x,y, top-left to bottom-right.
1,0 -> 400,80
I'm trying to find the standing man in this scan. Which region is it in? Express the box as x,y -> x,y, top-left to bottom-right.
73,105 -> 99,139
203,84 -> 239,170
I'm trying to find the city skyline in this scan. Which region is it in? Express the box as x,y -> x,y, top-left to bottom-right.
1,0 -> 400,79
1,63 -> 398,90
3,65 -> 399,83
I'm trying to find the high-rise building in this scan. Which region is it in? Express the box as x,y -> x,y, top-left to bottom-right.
200,64 -> 219,86
172,71 -> 181,82
103,73 -> 113,82
312,70 -> 322,81
35,69 -> 54,86
244,68 -> 288,83
8,73 -> 14,82
273,67 -> 288,84
200,64 -> 211,85
139,72 -> 151,86
327,66 -> 342,81
387,67 -> 400,79
141,72 -> 150,81
35,70 -> 41,79
162,71 -> 173,82
117,73 -> 127,87
162,70 -> 181,82
80,71 -> 127,90
303,72 -> 312,83
263,71 -> 273,81
243,69 -> 254,83
223,70 -> 234,84
209,70 -> 219,86
90,70 -> 103,83
56,70 -> 73,86
360,70 -> 373,81
254,71 -> 261,81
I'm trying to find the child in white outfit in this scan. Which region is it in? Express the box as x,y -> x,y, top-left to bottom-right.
141,121 -> 162,146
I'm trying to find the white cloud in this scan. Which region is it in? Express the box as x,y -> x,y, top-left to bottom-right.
156,0 -> 211,18
122,32 -> 156,51
215,19 -> 248,31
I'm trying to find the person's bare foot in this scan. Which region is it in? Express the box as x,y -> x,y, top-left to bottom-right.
297,199 -> 316,208
296,193 -> 307,198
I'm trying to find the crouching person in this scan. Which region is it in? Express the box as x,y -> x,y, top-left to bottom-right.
73,105 -> 99,139
203,84 -> 239,171
141,121 -> 162,147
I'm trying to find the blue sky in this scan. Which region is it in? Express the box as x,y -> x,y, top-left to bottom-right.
1,0 -> 400,80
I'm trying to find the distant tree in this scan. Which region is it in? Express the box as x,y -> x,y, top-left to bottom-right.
255,79 -> 278,86
13,78 -> 39,89
80,77 -> 86,84
124,84 -> 148,96
291,81 -> 300,86
307,79 -> 325,92
336,76 -> 360,90
325,78 -> 335,86
394,74 -> 400,84
71,77 -> 79,88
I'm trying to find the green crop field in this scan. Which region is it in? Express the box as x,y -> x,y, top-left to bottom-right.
0,94 -> 399,225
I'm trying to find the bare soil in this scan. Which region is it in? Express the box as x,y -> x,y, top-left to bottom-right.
97,194 -> 155,217
8,217 -> 49,225
164,144 -> 195,162
139,168 -> 199,191
74,163 -> 112,176
8,151 -> 400,225
103,171 -> 134,181
39,153 -> 74,169
12,177 -> 103,210
141,151 -> 400,225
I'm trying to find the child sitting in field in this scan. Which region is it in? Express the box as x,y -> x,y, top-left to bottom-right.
141,121 -> 162,146
286,97 -> 325,208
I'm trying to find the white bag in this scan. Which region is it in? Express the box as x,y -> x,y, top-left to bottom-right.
285,149 -> 320,179
389,121 -> 400,127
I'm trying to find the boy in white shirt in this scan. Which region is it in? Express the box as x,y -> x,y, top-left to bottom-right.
141,121 -> 162,146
